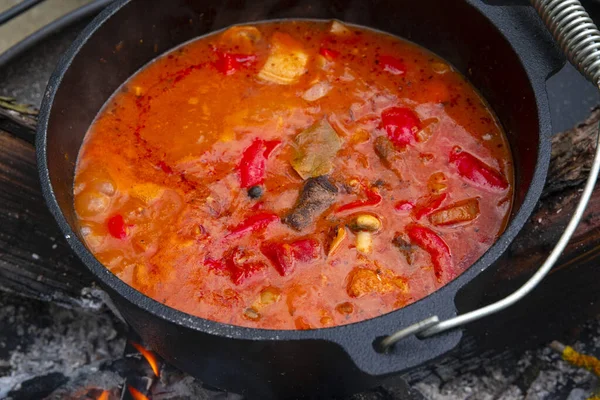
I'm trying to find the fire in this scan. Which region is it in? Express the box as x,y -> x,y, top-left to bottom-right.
97,391 -> 109,400
128,386 -> 150,400
131,341 -> 160,377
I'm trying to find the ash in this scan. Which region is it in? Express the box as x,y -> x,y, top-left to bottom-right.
1,290 -> 599,400
0,291 -> 125,399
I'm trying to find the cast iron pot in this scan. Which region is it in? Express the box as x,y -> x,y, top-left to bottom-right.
37,0 -> 564,398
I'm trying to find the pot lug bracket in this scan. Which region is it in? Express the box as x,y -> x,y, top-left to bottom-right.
381,0 -> 600,351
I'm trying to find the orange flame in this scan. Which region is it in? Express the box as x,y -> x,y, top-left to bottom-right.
97,390 -> 109,400
131,341 -> 160,377
128,386 -> 149,400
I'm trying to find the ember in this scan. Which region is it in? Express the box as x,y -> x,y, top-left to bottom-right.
128,386 -> 149,400
97,390 -> 110,400
131,341 -> 161,377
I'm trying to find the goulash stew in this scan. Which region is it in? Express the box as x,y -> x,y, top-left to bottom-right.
74,21 -> 513,330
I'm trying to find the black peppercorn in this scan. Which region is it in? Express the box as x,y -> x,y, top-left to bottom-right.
248,185 -> 263,199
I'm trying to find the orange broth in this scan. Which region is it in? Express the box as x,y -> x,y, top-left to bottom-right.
74,21 -> 513,330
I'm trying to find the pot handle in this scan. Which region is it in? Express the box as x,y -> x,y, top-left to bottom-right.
330,287 -> 464,376
378,0 -> 600,351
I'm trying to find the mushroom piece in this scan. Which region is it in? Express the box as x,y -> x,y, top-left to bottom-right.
355,231 -> 373,254
348,214 -> 382,232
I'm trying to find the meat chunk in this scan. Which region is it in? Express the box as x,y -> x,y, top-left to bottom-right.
283,176 -> 338,231
374,136 -> 403,179
392,234 -> 415,265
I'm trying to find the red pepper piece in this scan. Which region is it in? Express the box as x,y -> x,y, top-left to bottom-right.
107,214 -> 128,239
229,260 -> 266,285
290,238 -> 320,262
214,247 -> 266,285
394,200 -> 415,212
205,249 -> 266,285
204,257 -> 226,272
212,49 -> 256,76
380,107 -> 421,148
319,47 -> 340,61
406,224 -> 452,280
239,139 -> 282,188
449,147 -> 508,191
226,212 -> 279,238
413,193 -> 447,220
336,188 -> 382,213
263,139 -> 282,158
260,242 -> 295,276
261,238 -> 320,276
379,55 -> 407,75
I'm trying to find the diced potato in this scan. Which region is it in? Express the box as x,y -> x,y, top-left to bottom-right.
346,268 -> 394,298
431,61 -> 450,74
419,153 -> 434,164
80,221 -> 108,249
219,26 -> 262,53
320,311 -> 334,326
75,190 -> 110,218
243,307 -> 261,321
302,81 -> 331,101
96,249 -> 125,269
327,226 -> 347,256
335,302 -> 354,315
349,214 -> 382,232
350,129 -> 370,145
260,286 -> 282,306
286,285 -> 307,316
315,55 -> 333,71
429,198 -> 480,226
427,172 -> 447,194
132,263 -> 154,290
355,231 -> 373,254
75,167 -> 116,196
340,68 -> 355,82
330,20 -> 351,35
130,183 -> 164,204
415,118 -> 439,143
258,33 -> 308,85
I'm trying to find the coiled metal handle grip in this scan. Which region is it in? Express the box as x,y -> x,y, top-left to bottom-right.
380,0 -> 600,350
531,0 -> 600,86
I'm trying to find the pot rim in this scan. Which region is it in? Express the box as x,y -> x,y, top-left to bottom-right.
36,0 -> 552,343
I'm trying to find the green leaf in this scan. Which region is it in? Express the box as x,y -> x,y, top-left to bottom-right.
291,119 -> 342,179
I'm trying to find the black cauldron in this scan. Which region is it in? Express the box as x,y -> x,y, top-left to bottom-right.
36,0 -> 563,398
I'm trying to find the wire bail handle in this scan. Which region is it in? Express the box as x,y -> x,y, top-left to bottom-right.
381,0 -> 600,350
